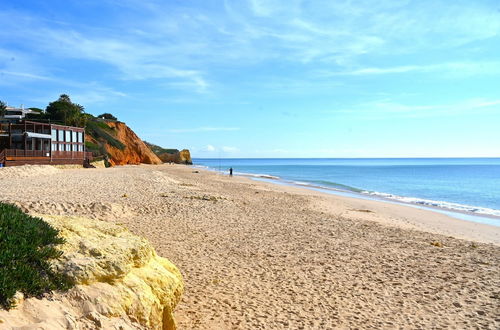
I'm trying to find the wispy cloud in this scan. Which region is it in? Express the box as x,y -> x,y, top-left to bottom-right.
69,89 -> 127,105
330,98 -> 500,119
205,144 -> 216,152
325,62 -> 500,77
168,127 -> 240,133
2,0 -> 499,97
0,10 -> 209,94
0,71 -> 52,81
197,144 -> 239,153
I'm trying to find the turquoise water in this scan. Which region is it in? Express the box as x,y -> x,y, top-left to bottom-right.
193,158 -> 500,223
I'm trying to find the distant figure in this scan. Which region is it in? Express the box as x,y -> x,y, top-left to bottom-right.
229,167 -> 233,176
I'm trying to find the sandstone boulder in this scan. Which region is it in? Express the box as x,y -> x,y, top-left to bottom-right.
0,215 -> 183,329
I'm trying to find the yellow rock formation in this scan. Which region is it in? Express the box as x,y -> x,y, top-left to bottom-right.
0,215 -> 183,329
158,149 -> 192,165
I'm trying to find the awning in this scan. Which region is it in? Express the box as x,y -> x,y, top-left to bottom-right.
25,132 -> 52,139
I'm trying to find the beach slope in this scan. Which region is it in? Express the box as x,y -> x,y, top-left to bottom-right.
0,164 -> 498,329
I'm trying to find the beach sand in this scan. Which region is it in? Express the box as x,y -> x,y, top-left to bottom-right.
1,164 -> 499,329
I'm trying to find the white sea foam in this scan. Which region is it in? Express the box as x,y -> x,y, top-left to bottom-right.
364,191 -> 500,217
237,172 -> 281,180
192,165 -> 210,169
292,181 -> 313,186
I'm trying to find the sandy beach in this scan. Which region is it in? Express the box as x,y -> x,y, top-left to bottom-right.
1,164 -> 499,329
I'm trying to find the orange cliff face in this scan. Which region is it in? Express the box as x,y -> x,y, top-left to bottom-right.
86,121 -> 162,166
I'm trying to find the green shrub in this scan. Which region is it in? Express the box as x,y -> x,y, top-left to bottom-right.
97,113 -> 118,121
0,203 -> 74,310
144,141 -> 178,155
84,141 -> 99,151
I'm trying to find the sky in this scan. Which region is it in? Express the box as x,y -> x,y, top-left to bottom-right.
1,0 -> 499,158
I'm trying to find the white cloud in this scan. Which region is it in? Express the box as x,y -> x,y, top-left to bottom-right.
206,144 -> 216,152
70,89 -> 127,105
248,0 -> 272,16
1,0 -> 499,98
0,71 -> 52,81
326,62 -> 500,77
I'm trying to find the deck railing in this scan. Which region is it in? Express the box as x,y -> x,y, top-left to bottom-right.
52,151 -> 85,159
5,149 -> 49,158
3,149 -> 92,160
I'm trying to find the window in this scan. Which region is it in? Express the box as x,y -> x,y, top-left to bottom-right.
51,143 -> 56,151
79,145 -> 83,152
51,129 -> 57,140
5,110 -> 23,116
65,144 -> 71,151
58,144 -> 64,151
72,131 -> 77,142
65,131 -> 71,142
77,132 -> 83,143
58,130 -> 64,142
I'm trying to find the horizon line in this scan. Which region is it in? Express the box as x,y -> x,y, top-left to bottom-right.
192,156 -> 500,160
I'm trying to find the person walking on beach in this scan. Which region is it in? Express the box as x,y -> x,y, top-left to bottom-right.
229,167 -> 233,176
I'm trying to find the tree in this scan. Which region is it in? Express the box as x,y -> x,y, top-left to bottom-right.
97,113 -> 117,121
45,94 -> 86,127
0,101 -> 6,117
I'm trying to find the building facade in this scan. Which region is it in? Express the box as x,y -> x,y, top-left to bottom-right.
0,120 -> 91,166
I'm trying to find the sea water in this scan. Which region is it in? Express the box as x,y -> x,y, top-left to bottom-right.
193,158 -> 500,225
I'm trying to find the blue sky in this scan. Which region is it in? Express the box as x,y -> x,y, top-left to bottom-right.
1,0 -> 499,158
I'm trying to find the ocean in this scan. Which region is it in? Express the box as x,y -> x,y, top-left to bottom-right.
193,158 -> 500,225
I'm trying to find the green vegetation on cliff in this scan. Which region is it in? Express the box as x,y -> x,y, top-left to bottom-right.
97,113 -> 118,121
144,141 -> 179,155
85,117 -> 126,152
0,203 -> 74,310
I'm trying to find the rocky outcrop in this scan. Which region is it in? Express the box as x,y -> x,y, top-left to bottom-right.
157,149 -> 192,165
0,215 -> 184,329
145,142 -> 193,165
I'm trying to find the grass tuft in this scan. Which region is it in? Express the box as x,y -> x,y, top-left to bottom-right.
0,203 -> 74,310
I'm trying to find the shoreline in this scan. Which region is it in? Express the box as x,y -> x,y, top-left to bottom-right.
1,164 -> 499,328
255,176 -> 500,226
205,167 -> 500,246
195,164 -> 500,228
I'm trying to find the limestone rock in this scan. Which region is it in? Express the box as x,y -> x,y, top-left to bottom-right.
0,215 -> 183,329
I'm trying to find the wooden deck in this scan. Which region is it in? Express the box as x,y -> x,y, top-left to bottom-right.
0,149 -> 93,167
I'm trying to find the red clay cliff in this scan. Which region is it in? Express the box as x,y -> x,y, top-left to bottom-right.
86,121 -> 161,166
